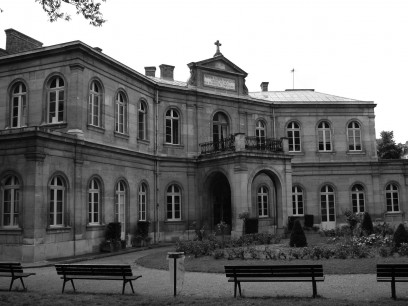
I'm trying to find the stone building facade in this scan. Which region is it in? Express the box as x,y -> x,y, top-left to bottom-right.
1,29 -> 407,262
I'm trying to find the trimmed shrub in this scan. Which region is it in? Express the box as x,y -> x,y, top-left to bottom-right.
361,212 -> 374,236
288,216 -> 298,232
105,222 -> 121,242
393,224 -> 408,249
304,214 -> 314,228
289,219 -> 307,247
245,218 -> 258,234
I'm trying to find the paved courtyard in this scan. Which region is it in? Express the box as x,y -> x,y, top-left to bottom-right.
1,246 -> 408,303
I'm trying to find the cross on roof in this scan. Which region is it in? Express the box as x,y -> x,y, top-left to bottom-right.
214,40 -> 223,57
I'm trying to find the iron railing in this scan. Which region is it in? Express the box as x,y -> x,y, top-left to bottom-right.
199,135 -> 235,155
245,136 -> 283,152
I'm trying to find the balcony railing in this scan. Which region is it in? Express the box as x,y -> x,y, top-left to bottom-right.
245,136 -> 283,152
199,135 -> 235,155
199,134 -> 284,155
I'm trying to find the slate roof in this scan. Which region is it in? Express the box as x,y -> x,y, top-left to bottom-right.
249,90 -> 369,104
147,76 -> 187,87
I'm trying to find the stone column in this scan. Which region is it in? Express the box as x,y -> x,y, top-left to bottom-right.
67,63 -> 85,137
230,162 -> 249,237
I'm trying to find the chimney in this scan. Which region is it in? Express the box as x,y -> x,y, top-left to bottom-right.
144,66 -> 156,77
260,82 -> 269,92
159,64 -> 175,81
4,29 -> 43,54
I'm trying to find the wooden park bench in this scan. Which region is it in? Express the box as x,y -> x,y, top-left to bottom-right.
0,262 -> 36,291
55,264 -> 142,294
377,263 -> 408,299
225,264 -> 324,298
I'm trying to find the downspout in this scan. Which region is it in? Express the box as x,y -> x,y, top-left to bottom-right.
73,138 -> 77,256
272,107 -> 276,138
154,86 -> 160,243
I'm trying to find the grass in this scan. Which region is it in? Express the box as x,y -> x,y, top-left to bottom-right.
136,234 -> 408,274
1,291 -> 408,306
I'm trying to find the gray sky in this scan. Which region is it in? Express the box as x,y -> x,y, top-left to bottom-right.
1,0 -> 407,143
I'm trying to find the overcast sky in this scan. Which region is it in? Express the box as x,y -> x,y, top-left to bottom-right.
1,0 -> 407,143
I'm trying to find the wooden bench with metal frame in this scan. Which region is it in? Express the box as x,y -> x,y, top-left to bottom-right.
55,264 -> 142,294
0,262 -> 36,291
377,263 -> 408,299
225,264 -> 325,298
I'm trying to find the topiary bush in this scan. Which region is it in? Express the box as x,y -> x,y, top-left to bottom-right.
361,212 -> 374,236
289,219 -> 307,247
393,223 -> 408,249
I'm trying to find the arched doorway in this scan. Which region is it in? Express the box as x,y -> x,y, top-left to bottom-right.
210,173 -> 232,233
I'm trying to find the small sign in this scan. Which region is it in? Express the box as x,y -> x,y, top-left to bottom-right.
204,74 -> 236,90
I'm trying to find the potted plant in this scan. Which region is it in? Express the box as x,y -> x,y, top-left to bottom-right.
135,220 -> 151,247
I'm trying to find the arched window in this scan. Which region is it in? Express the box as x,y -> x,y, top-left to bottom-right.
49,176 -> 65,227
165,108 -> 179,144
89,81 -> 102,127
348,121 -> 362,151
320,185 -> 335,222
1,175 -> 20,227
138,101 -> 147,140
47,76 -> 65,124
88,179 -> 100,224
292,185 -> 304,216
385,183 -> 399,212
167,184 -> 181,221
115,180 -> 127,239
138,183 -> 147,221
115,92 -> 127,134
213,112 -> 229,150
10,82 -> 27,128
255,120 -> 266,147
287,122 -> 301,152
351,184 -> 365,213
318,121 -> 332,151
257,186 -> 269,217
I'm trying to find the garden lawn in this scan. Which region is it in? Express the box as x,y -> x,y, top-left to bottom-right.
136,248 -> 408,274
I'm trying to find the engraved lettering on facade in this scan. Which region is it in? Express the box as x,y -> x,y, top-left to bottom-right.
204,74 -> 236,90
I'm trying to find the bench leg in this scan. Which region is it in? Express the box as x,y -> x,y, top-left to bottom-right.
312,281 -> 317,298
62,279 -> 76,293
20,277 -> 27,291
238,282 -> 242,297
129,280 -> 135,294
234,282 -> 237,297
391,281 -> 396,300
9,278 -> 15,291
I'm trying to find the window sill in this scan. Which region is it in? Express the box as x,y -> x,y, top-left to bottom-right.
41,122 -> 67,129
164,220 -> 185,224
86,224 -> 105,231
346,150 -> 366,155
87,124 -> 105,134
137,138 -> 150,145
385,211 -> 403,215
46,226 -> 71,233
288,151 -> 305,156
163,143 -> 184,149
114,132 -> 129,140
0,227 -> 22,234
316,151 -> 336,155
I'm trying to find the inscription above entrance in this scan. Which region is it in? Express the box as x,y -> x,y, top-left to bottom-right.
204,74 -> 236,90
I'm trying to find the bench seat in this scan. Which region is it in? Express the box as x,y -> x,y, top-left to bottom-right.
225,265 -> 324,298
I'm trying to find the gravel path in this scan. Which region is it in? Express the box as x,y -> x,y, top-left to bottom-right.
1,247 -> 408,302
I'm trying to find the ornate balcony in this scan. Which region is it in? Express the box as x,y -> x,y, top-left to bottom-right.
199,134 -> 286,155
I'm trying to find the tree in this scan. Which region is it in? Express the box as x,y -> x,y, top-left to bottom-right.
393,223 -> 408,249
36,0 -> 106,26
376,131 -> 403,159
289,219 -> 307,247
361,212 -> 374,236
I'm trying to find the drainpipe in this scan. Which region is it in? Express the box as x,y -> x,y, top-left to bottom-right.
154,86 -> 160,243
272,107 -> 276,138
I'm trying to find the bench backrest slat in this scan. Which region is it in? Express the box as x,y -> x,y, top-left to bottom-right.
225,265 -> 324,278
377,264 -> 408,278
0,262 -> 24,274
55,264 -> 133,277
